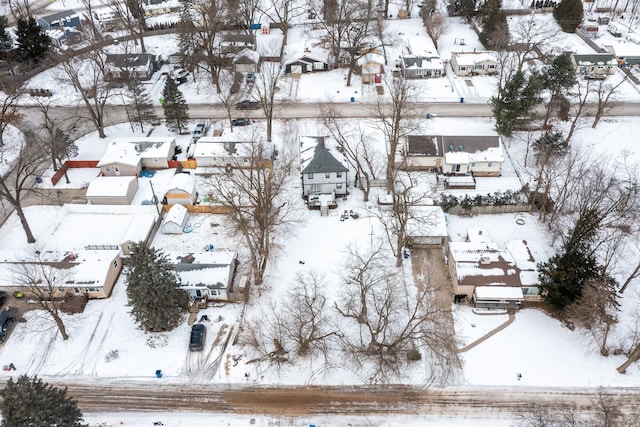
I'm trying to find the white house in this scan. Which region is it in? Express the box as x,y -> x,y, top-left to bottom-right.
85,176 -> 138,205
0,249 -> 123,299
97,138 -> 177,176
300,136 -> 348,197
161,204 -> 188,234
450,51 -> 499,76
164,173 -> 197,206
169,251 -> 238,301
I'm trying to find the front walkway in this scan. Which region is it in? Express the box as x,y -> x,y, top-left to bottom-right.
456,310 -> 516,353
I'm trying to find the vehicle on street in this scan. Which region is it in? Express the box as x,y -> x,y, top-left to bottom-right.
235,100 -> 260,110
231,118 -> 251,127
171,69 -> 188,85
189,324 -> 206,351
246,73 -> 256,84
0,292 -> 6,308
192,123 -> 206,142
0,307 -> 18,344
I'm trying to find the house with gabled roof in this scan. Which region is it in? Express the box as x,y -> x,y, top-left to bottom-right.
400,54 -> 443,78
234,48 -> 260,73
37,9 -> 83,30
300,136 -> 348,197
105,53 -> 160,82
571,53 -> 617,78
85,176 -> 138,205
403,135 -> 503,177
161,204 -> 188,234
285,48 -> 329,74
221,34 -> 257,53
164,173 -> 197,206
0,249 -> 123,299
450,51 -> 499,76
97,138 -> 176,176
168,251 -> 238,301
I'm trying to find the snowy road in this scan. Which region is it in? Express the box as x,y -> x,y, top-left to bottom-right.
7,381 -> 639,418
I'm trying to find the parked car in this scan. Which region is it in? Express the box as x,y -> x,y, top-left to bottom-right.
231,118 -> 251,127
192,123 -> 206,142
246,73 -> 256,84
235,100 -> 260,110
189,324 -> 206,351
171,69 -> 188,85
0,307 -> 18,344
0,291 -> 6,308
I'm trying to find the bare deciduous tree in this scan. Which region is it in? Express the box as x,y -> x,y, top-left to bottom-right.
0,82 -> 24,147
254,59 -> 285,142
57,51 -> 114,138
246,271 -> 337,365
108,0 -> 147,52
12,251 -> 71,340
591,75 -> 628,128
373,77 -> 419,192
322,107 -> 383,202
204,137 -> 297,285
335,245 -> 459,383
0,134 -> 48,243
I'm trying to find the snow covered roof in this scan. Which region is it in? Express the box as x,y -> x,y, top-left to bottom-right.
402,54 -> 443,70
97,138 -> 175,167
163,204 -> 188,226
407,135 -> 503,163
573,53 -> 617,66
300,136 -> 348,174
474,285 -> 524,300
449,242 -> 521,287
86,176 -> 136,198
166,173 -> 195,194
451,51 -> 499,66
603,41 -> 640,58
506,240 -> 547,287
0,249 -> 120,288
168,251 -> 237,289
192,140 -> 252,158
37,204 -> 159,252
406,206 -> 448,238
234,48 -> 260,64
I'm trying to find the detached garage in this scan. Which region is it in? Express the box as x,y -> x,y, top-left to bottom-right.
86,176 -> 138,205
164,173 -> 197,206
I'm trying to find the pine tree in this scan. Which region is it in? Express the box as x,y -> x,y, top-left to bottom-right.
553,0 -> 583,33
0,375 -> 87,427
14,16 -> 50,65
162,76 -> 190,134
0,16 -> 12,59
128,79 -> 157,133
490,70 -> 544,137
126,242 -> 188,332
477,0 -> 509,50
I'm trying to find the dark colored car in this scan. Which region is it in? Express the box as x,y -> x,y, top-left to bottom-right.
235,100 -> 260,110
231,118 -> 251,127
189,324 -> 206,352
0,307 -> 18,344
0,291 -> 6,308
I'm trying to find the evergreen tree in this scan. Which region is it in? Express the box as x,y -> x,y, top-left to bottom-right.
538,208 -> 601,311
532,130 -> 568,163
0,375 -> 87,427
477,0 -> 509,50
162,76 -> 190,134
0,16 -> 13,59
14,16 -> 50,65
128,79 -> 157,133
126,242 -> 188,332
553,0 -> 583,33
490,70 -> 544,137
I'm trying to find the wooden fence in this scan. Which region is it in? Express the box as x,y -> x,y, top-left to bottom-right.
51,160 -> 100,186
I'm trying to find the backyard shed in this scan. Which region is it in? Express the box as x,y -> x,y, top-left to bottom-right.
164,173 -> 197,206
161,204 -> 188,234
85,176 -> 138,205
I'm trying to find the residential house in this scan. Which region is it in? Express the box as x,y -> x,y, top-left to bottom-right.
191,138 -> 258,168
403,135 -> 503,177
32,204 -> 159,256
0,249 -> 123,299
169,251 -> 238,301
300,136 -> 348,197
450,51 -> 499,76
97,138 -> 177,176
400,54 -> 443,78
358,53 -> 385,84
505,239 -> 546,299
602,41 -> 640,67
406,206 -> 449,246
91,7 -> 120,31
161,204 -> 188,234
234,49 -> 260,74
448,241 -> 523,308
285,48 -> 329,74
163,173 -> 198,206
221,34 -> 257,53
46,27 -> 83,49
571,53 -> 617,78
85,176 -> 138,205
105,53 -> 160,82
37,9 -> 83,30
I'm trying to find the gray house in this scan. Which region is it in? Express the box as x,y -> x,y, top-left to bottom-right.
170,251 -> 238,302
105,53 -> 159,82
400,54 -> 443,78
300,136 -> 348,197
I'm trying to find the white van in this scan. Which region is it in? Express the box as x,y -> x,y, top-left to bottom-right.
607,21 -> 626,37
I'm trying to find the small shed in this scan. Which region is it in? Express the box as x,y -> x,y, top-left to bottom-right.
85,176 -> 138,205
164,173 -> 197,206
406,206 -> 448,246
161,204 -> 188,234
97,141 -> 142,177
